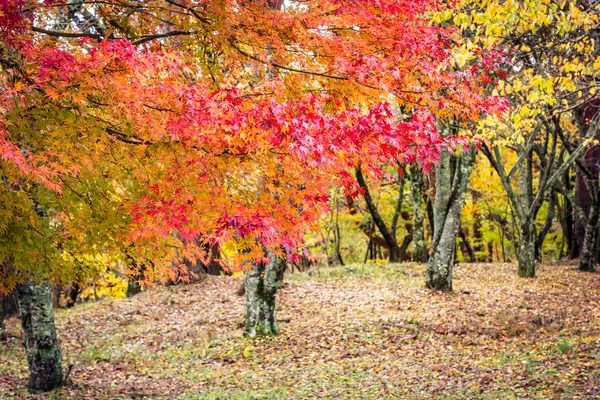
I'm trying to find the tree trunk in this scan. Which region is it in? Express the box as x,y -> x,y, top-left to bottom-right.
535,190 -> 556,262
17,281 -> 63,393
124,254 -> 145,296
66,282 -> 80,308
575,99 -> 600,260
126,278 -> 142,297
426,194 -> 435,236
0,298 -> 5,341
399,233 -> 413,261
472,191 -> 484,260
575,168 -> 593,258
355,165 -> 401,262
244,251 -> 283,337
459,226 -> 477,263
52,286 -> 62,309
1,288 -> 18,341
408,164 -> 428,262
427,231 -> 456,291
332,198 -> 344,265
560,170 -> 579,259
517,220 -> 536,277
427,141 -> 476,292
579,195 -> 599,272
202,242 -> 223,276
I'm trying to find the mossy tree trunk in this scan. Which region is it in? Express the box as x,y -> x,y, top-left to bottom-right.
126,278 -> 142,297
579,179 -> 599,272
243,0 -> 286,337
517,219 -> 537,277
579,200 -> 599,272
427,137 -> 476,292
408,164 -> 428,262
514,135 -> 538,278
482,115 -> 598,278
17,281 -> 63,393
244,251 -> 283,337
482,127 -> 541,278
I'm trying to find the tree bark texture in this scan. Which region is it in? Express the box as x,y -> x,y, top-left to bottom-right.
517,220 -> 537,277
579,192 -> 599,272
244,251 -> 283,337
17,281 -> 63,393
408,164 -> 428,262
427,142 -> 476,292
514,136 -> 538,277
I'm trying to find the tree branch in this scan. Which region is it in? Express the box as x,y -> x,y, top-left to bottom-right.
30,25 -> 103,40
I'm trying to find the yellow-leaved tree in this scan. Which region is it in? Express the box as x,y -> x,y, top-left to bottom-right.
435,0 -> 600,276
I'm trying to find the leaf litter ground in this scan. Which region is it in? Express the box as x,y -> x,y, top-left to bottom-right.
2,263 -> 600,399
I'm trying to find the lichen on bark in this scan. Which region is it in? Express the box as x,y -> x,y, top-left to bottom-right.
517,221 -> 537,277
427,124 -> 476,291
579,196 -> 599,272
408,164 -> 428,263
244,250 -> 283,338
17,281 -> 63,393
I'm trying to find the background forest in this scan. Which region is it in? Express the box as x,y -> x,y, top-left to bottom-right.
1,0 -> 600,398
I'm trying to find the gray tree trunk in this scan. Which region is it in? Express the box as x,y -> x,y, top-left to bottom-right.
17,281 -> 63,393
244,251 -> 283,337
408,164 -> 428,262
517,219 -> 536,277
579,194 -> 599,272
514,139 -> 538,277
427,140 -> 477,292
574,99 -> 600,261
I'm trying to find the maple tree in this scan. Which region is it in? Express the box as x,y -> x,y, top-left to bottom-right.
0,0 -> 506,279
0,0 -> 509,393
1,0 -> 599,397
303,0 -> 600,283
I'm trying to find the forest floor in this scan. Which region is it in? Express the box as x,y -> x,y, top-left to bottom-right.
2,263 -> 600,399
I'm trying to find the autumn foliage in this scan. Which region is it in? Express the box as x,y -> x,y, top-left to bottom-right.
0,0 -> 507,288
2,0 -> 600,398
